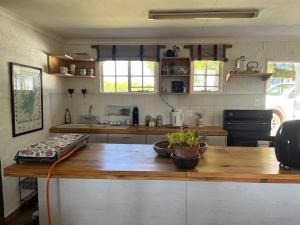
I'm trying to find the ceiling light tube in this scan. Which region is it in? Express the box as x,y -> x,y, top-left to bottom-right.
148,9 -> 259,20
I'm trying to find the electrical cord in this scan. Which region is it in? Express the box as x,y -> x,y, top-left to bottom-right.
158,94 -> 174,110
46,147 -> 78,225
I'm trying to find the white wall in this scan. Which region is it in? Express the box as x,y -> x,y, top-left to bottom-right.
53,41 -> 270,126
0,8 -> 64,217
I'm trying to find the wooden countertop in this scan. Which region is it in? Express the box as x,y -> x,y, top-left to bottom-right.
5,144 -> 300,183
49,125 -> 227,136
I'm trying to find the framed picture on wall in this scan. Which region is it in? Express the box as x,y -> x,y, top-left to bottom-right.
10,62 -> 43,137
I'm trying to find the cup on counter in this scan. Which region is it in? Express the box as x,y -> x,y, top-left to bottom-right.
60,66 -> 68,74
86,68 -> 94,76
69,64 -> 76,75
79,68 -> 87,76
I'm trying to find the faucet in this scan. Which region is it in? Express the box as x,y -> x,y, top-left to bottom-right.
89,105 -> 93,115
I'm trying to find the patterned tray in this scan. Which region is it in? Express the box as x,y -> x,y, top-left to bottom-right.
15,133 -> 89,163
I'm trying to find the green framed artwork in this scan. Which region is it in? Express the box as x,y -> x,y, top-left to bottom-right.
10,62 -> 43,137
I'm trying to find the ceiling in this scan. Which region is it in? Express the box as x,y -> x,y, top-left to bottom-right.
1,0 -> 300,39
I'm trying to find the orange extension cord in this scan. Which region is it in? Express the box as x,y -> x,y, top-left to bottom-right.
46,147 -> 78,225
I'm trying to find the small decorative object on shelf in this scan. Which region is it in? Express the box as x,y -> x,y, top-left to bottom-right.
81,89 -> 87,98
145,115 -> 151,126
156,115 -> 163,127
167,129 -> 207,169
68,88 -> 74,98
163,45 -> 180,57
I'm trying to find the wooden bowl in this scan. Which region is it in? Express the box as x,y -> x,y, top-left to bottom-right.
153,141 -> 173,157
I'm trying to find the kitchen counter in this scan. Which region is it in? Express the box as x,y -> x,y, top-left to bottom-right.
49,125 -> 227,136
4,144 -> 300,183
6,144 -> 300,225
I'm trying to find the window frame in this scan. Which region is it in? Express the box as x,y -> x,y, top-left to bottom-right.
100,60 -> 158,94
190,60 -> 223,94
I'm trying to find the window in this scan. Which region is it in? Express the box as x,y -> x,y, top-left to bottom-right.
101,61 -> 156,93
192,61 -> 222,92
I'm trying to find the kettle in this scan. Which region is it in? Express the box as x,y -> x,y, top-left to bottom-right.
171,109 -> 184,127
236,56 -> 248,72
275,120 -> 300,168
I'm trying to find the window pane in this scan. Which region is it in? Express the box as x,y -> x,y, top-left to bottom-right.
206,86 -> 218,92
207,61 -> 220,74
103,61 -> 115,75
116,61 -> 128,75
103,77 -> 115,92
116,77 -> 128,92
131,61 -> 142,76
144,87 -> 155,92
194,61 -> 206,74
194,86 -> 206,91
131,77 -> 142,88
143,77 -> 154,88
131,87 -> 143,92
194,76 -> 205,86
206,76 -> 219,87
143,61 -> 155,76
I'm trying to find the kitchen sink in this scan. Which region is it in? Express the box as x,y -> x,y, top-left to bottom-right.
56,124 -> 129,129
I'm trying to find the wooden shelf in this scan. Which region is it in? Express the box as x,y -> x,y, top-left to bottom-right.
225,71 -> 272,82
51,73 -> 96,78
159,57 -> 191,94
48,54 -> 96,78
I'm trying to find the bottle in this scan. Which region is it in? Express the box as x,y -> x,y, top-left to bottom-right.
65,108 -> 71,124
132,107 -> 139,126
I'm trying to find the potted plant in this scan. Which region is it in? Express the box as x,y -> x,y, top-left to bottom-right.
167,129 -> 207,159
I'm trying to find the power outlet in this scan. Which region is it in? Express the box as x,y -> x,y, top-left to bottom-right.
254,98 -> 261,107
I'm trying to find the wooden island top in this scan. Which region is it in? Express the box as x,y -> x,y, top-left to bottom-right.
5,143 -> 300,183
49,125 -> 227,136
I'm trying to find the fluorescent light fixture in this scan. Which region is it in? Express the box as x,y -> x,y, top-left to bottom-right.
148,9 -> 259,20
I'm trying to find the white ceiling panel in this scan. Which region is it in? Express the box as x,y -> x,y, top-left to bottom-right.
1,0 -> 300,38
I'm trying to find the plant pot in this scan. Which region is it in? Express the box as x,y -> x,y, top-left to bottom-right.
171,153 -> 200,169
173,145 -> 199,159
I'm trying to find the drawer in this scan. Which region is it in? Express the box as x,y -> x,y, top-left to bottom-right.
146,135 -> 168,144
107,134 -> 146,144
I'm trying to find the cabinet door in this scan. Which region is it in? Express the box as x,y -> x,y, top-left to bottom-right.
107,134 -> 146,144
88,134 -> 107,143
205,136 -> 226,146
146,135 -> 168,144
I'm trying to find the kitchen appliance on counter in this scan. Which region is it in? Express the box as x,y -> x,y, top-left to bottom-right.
171,109 -> 184,127
275,120 -> 300,168
223,110 -> 273,146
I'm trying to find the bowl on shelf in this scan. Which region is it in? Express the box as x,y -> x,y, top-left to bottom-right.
153,141 -> 173,157
171,153 -> 201,169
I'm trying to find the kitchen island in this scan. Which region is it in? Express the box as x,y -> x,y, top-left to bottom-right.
5,144 -> 300,225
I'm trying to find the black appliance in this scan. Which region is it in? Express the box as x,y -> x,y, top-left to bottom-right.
132,107 -> 139,125
171,81 -> 184,93
275,120 -> 300,168
223,110 -> 273,146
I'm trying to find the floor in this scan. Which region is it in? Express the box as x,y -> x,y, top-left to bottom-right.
6,202 -> 37,225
